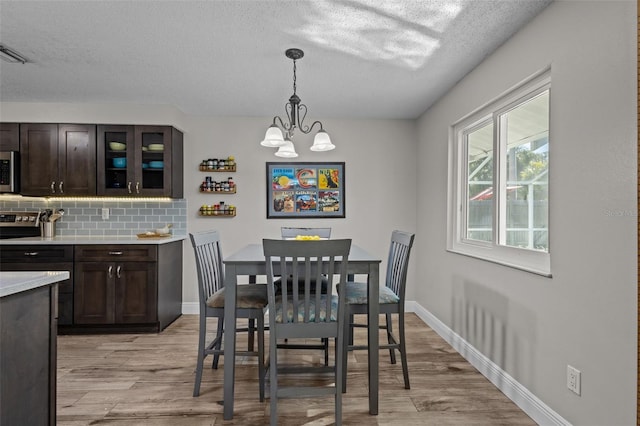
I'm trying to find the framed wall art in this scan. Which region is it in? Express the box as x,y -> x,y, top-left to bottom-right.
266,162 -> 345,219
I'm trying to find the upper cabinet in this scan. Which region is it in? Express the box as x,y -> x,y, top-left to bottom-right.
20,123 -> 97,196
97,125 -> 183,197
0,123 -> 19,151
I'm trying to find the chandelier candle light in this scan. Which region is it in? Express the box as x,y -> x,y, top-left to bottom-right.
260,48 -> 335,158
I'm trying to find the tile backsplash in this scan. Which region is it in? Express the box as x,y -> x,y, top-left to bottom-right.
0,198 -> 187,237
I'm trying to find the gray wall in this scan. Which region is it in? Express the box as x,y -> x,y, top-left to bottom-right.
415,1 -> 636,424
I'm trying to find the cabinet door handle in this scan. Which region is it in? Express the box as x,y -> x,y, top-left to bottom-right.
108,251 -> 123,256
127,182 -> 132,194
23,251 -> 39,256
50,182 -> 56,194
116,265 -> 121,278
108,265 -> 113,278
135,182 -> 140,194
59,181 -> 64,193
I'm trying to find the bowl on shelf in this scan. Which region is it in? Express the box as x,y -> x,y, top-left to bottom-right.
109,142 -> 126,151
148,161 -> 164,169
112,157 -> 127,168
148,144 -> 164,151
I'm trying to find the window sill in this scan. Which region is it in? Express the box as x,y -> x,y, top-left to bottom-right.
446,244 -> 552,277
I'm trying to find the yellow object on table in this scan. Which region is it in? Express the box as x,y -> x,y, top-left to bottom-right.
294,235 -> 321,240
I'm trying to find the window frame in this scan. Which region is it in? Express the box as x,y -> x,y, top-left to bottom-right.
447,68 -> 551,277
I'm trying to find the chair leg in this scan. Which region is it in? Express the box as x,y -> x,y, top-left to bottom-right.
248,318 -> 255,352
335,328 -> 344,426
257,315 -> 266,402
323,338 -> 329,366
398,311 -> 410,389
269,329 -> 279,426
386,313 -> 397,364
341,306 -> 351,392
348,313 -> 355,345
193,313 -> 207,397
212,317 -> 224,370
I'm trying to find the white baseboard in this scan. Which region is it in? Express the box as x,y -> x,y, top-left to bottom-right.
181,302 -> 198,315
406,301 -> 570,426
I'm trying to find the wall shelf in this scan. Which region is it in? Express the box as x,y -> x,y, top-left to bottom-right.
198,209 -> 236,217
199,188 -> 236,194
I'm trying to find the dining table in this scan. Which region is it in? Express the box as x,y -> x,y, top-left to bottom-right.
222,242 -> 381,420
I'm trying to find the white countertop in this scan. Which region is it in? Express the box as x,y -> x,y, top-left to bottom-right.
0,235 -> 186,245
0,271 -> 70,298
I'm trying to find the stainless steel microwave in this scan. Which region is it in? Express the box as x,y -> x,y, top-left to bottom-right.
0,151 -> 19,193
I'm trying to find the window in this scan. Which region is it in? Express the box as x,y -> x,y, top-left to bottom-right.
448,69 -> 551,276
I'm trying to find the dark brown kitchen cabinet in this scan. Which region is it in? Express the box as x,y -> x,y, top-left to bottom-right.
20,123 -> 96,196
0,245 -> 74,325
74,260 -> 156,324
97,125 -> 183,197
73,242 -> 182,332
0,122 -> 19,151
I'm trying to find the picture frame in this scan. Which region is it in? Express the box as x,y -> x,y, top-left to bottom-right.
266,162 -> 345,219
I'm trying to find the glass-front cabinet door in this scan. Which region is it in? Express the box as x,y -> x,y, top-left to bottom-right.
97,125 -> 134,196
134,126 -> 172,196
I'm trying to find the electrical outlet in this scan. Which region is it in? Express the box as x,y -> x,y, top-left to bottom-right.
101,208 -> 110,220
567,365 -> 581,395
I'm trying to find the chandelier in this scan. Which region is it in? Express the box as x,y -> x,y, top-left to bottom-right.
260,48 -> 334,158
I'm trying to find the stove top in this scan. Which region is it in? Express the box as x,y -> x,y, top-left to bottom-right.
0,211 -> 42,239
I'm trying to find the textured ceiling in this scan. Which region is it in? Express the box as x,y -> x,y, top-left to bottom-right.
0,0 -> 552,120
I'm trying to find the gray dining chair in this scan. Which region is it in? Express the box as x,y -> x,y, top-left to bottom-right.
190,230 -> 267,400
263,238 -> 351,426
277,227 -> 332,364
341,230 -> 415,391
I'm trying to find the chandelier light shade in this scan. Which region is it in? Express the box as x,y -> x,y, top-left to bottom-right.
275,138 -> 298,158
310,130 -> 335,152
261,48 -> 334,156
260,124 -> 286,147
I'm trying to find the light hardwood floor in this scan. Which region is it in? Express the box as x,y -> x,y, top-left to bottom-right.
57,314 -> 536,425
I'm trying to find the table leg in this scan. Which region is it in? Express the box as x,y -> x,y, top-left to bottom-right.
368,263 -> 379,415
223,264 -> 238,420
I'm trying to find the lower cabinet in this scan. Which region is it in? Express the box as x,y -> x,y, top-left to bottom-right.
72,241 -> 182,333
74,261 -> 156,325
0,241 -> 183,334
0,245 -> 74,325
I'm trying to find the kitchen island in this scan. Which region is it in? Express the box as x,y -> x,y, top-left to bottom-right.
0,271 -> 69,426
